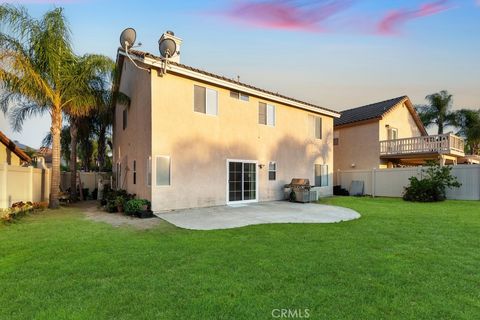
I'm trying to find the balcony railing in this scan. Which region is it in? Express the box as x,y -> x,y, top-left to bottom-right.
380,133 -> 465,157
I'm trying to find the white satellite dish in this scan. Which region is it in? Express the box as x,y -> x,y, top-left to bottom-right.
119,27 -> 149,72
120,28 -> 137,50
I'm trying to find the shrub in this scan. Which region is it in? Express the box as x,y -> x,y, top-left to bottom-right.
125,199 -> 151,216
102,189 -> 135,213
1,201 -> 47,224
403,162 -> 461,202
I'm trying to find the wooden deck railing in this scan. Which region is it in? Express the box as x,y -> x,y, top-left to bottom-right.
380,133 -> 465,156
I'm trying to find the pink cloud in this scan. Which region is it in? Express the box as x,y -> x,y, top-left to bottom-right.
219,0 -> 354,32
377,0 -> 451,35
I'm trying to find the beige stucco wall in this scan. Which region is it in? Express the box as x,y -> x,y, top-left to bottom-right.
0,144 -> 21,166
149,71 -> 334,211
113,59 -> 152,200
379,102 -> 422,141
333,121 -> 380,183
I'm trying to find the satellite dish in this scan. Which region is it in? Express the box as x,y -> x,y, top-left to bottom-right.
159,38 -> 177,58
120,28 -> 137,50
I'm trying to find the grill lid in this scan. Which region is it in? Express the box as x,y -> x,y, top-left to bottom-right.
286,178 -> 311,187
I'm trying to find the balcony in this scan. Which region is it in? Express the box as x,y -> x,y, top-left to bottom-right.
380,133 -> 465,158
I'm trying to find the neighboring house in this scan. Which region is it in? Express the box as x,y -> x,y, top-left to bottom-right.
0,130 -> 31,166
113,32 -> 340,212
333,96 -> 466,178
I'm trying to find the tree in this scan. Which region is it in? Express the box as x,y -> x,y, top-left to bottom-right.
0,5 -> 111,208
453,109 -> 480,155
416,90 -> 456,135
92,70 -> 130,172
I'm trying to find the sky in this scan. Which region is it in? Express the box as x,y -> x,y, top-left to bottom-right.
0,0 -> 479,148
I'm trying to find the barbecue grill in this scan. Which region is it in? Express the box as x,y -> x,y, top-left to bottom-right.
285,178 -> 313,203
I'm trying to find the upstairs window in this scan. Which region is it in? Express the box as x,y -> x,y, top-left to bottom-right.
194,85 -> 218,116
388,127 -> 398,140
309,115 -> 322,139
230,90 -> 249,102
259,102 -> 275,126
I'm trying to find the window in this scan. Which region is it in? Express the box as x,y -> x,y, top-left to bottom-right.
133,160 -> 136,185
156,156 -> 171,186
194,85 -> 218,115
122,108 -> 127,130
230,90 -> 249,101
388,127 -> 398,140
147,157 -> 152,186
309,115 -> 322,139
268,162 -> 276,181
333,138 -> 339,146
259,102 -> 275,126
116,163 -> 121,189
315,164 -> 328,187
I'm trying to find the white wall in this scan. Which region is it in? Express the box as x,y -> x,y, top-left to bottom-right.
60,172 -> 111,194
0,163 -> 50,208
337,165 -> 480,200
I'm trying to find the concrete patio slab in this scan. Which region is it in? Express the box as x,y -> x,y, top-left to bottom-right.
155,201 -> 360,230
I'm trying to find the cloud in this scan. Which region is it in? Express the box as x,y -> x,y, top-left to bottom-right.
377,0 -> 452,35
218,0 -> 355,32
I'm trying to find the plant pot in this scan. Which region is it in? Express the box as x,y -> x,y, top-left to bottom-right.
137,210 -> 153,219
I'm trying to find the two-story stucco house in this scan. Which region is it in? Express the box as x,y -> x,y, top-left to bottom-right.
333,96 -> 466,177
113,33 -> 340,212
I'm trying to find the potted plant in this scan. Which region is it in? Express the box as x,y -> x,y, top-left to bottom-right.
125,199 -> 153,218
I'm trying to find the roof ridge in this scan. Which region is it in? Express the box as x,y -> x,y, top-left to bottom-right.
340,95 -> 408,113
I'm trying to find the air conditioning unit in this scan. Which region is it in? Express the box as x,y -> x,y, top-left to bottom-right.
309,190 -> 318,202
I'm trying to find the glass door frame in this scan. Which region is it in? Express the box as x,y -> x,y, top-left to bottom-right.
226,159 -> 259,205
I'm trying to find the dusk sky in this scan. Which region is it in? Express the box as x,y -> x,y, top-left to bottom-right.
0,0 -> 479,148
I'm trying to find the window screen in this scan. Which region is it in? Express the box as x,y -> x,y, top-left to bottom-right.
147,157 -> 152,186
156,156 -> 171,186
133,160 -> 136,185
194,85 -> 206,113
315,117 -> 322,139
122,109 -> 127,130
259,102 -> 267,125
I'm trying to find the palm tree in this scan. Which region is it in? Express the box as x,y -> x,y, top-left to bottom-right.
66,56 -> 114,201
92,71 -> 130,172
453,109 -> 480,155
416,90 -> 456,135
0,5 -> 112,208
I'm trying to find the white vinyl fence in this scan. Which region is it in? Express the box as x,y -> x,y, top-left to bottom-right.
337,165 -> 480,200
60,172 -> 111,194
0,163 -> 51,209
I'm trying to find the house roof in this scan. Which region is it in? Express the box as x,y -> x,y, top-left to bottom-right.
335,96 -> 408,126
117,49 -> 340,118
0,130 -> 32,163
334,96 -> 428,135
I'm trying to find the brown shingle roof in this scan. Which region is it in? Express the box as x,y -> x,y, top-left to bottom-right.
124,49 -> 340,117
0,130 -> 32,163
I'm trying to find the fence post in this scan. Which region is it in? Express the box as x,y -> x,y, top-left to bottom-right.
371,168 -> 376,198
28,166 -> 33,202
1,162 -> 7,209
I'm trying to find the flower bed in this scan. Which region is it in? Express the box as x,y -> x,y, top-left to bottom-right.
1,201 -> 48,223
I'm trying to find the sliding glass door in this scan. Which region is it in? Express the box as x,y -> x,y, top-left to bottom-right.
228,160 -> 257,203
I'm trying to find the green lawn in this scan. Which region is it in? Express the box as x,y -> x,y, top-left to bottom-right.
1,198 -> 479,319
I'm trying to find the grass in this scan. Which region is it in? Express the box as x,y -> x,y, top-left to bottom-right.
0,197 -> 479,319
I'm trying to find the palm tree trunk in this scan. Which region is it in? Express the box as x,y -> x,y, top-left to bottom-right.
98,125 -> 106,172
69,119 -> 78,201
49,109 -> 62,209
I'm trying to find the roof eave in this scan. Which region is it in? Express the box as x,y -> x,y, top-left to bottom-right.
118,51 -> 340,118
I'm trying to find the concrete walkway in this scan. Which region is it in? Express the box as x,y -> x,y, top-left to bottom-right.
156,201 -> 360,230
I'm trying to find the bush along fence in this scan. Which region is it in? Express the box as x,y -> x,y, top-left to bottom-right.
0,163 -> 51,209
336,164 -> 480,200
